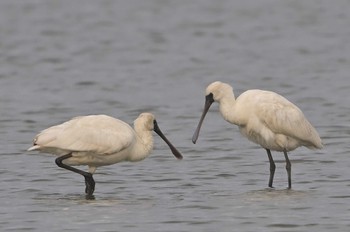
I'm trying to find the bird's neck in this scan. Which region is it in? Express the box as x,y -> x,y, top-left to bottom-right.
219,94 -> 237,124
130,127 -> 154,162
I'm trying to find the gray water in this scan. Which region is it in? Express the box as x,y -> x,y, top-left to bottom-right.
0,0 -> 349,231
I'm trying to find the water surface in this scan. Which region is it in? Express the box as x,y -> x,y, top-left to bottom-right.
0,1 -> 349,231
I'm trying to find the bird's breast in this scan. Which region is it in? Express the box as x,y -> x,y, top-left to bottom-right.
239,124 -> 299,152
63,149 -> 131,167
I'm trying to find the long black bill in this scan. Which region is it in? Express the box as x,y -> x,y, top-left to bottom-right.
153,120 -> 183,160
192,93 -> 214,144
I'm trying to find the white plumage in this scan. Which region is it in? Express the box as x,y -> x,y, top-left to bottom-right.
28,113 -> 182,198
231,89 -> 322,151
29,115 -> 133,155
192,81 -> 322,188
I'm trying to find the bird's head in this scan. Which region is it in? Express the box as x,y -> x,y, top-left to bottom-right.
205,81 -> 234,102
135,112 -> 183,160
192,81 -> 234,144
135,112 -> 156,131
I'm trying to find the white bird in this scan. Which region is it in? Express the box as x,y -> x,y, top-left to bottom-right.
192,81 -> 323,189
28,113 -> 183,198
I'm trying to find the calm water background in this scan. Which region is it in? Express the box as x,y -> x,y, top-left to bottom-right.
0,0 -> 349,231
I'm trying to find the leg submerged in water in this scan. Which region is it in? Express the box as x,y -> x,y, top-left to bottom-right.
55,153 -> 96,198
266,149 -> 276,188
283,150 -> 292,189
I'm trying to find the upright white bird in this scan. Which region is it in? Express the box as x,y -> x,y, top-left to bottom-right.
28,113 -> 183,198
192,81 -> 322,189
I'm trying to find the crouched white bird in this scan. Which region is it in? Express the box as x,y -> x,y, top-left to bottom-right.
28,113 -> 183,198
192,81 -> 323,189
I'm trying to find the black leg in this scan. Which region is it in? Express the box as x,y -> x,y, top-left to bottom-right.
55,153 -> 95,198
283,150 -> 292,189
266,149 -> 276,188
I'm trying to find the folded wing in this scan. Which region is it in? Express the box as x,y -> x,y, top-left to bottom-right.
29,115 -> 135,155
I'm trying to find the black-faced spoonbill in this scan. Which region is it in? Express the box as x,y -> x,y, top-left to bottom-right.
28,113 -> 183,198
192,81 -> 323,189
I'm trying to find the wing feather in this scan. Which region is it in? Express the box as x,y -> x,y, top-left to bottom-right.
31,115 -> 135,155
256,91 -> 322,147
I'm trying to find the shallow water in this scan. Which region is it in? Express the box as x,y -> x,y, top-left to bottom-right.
1,0 -> 350,231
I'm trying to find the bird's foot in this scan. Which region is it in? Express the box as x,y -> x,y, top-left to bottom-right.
85,194 -> 95,200
268,181 -> 274,188
84,174 -> 95,198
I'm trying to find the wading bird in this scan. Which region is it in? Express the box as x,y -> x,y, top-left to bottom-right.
28,113 -> 183,198
192,81 -> 322,189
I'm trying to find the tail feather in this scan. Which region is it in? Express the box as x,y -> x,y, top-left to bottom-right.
306,134 -> 323,150
27,145 -> 40,151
